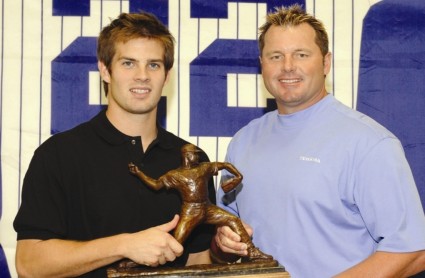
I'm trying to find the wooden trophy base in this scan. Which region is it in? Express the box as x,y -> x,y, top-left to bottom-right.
107,260 -> 290,277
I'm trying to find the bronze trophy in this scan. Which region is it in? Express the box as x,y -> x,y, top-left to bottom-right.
107,144 -> 287,277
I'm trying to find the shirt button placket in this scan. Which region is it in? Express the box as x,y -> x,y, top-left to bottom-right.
128,138 -> 141,166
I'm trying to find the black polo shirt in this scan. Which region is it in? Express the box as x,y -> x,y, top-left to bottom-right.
14,109 -> 216,277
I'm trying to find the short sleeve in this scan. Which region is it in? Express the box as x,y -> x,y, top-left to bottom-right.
14,143 -> 68,240
355,137 -> 425,252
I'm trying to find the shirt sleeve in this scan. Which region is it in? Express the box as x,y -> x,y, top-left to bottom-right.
355,137 -> 425,252
14,142 -> 68,240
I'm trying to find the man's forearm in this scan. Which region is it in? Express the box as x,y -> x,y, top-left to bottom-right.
16,235 -> 129,277
334,250 -> 425,278
16,217 -> 184,277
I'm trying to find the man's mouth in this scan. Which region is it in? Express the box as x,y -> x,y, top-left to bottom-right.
279,78 -> 301,84
130,88 -> 150,94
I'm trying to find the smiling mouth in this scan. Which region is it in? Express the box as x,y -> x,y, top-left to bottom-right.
279,78 -> 301,84
130,88 -> 150,94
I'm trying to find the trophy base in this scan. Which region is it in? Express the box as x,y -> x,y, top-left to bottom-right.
107,260 -> 289,277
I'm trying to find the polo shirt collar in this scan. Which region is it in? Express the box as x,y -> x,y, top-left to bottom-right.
90,109 -> 175,151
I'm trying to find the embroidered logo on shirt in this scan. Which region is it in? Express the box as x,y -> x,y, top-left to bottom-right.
299,156 -> 321,163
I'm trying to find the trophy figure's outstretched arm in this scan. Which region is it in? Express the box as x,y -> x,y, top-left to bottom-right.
128,162 -> 164,191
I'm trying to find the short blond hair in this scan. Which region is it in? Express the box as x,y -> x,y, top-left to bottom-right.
258,4 -> 329,57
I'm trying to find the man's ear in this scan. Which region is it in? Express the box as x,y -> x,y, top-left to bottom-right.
259,56 -> 263,73
98,61 -> 111,83
323,52 -> 332,76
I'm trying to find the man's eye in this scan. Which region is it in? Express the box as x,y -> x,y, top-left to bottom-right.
149,63 -> 160,70
297,53 -> 308,58
123,61 -> 134,67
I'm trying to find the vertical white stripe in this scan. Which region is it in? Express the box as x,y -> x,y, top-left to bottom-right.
238,3 -> 260,40
237,74 -> 259,107
2,0 -> 24,274
227,74 -> 238,107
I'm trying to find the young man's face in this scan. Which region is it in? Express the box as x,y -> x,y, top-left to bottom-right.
260,23 -> 331,114
99,37 -> 169,117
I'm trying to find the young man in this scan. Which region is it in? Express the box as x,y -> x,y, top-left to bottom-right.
14,12 -> 215,277
213,5 -> 425,277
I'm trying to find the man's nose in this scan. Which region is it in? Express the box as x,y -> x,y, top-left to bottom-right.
282,57 -> 295,72
134,66 -> 150,82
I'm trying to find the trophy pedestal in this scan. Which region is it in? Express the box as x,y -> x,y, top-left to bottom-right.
107,260 -> 290,277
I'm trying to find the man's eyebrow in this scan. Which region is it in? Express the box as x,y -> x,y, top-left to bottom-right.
269,50 -> 283,53
294,48 -> 311,52
117,57 -> 164,63
118,56 -> 137,61
147,58 -> 164,63
264,50 -> 283,56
